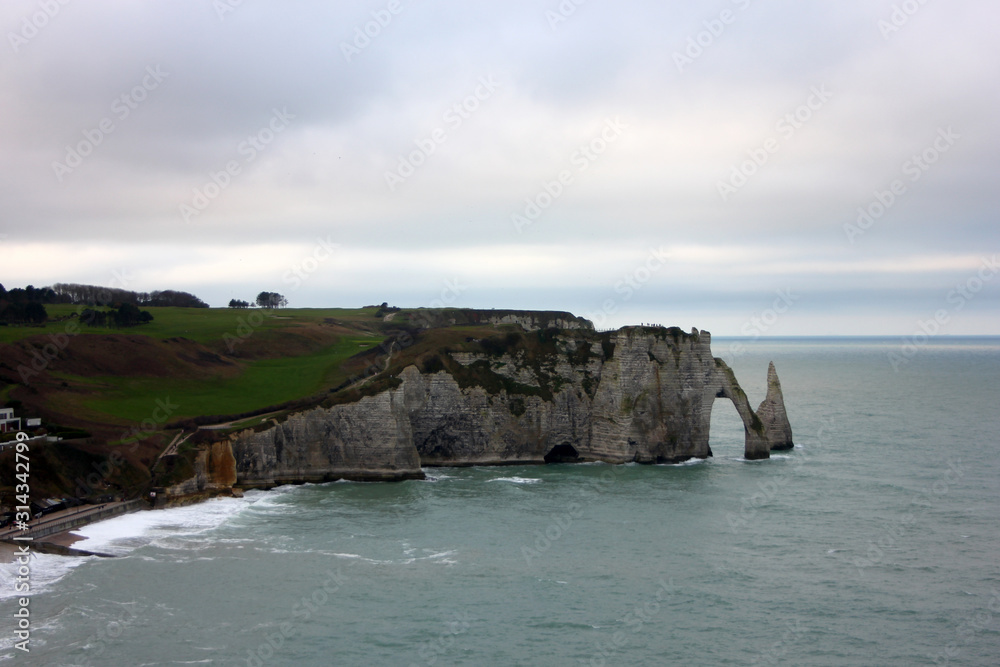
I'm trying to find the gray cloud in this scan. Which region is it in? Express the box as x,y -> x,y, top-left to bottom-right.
1,0 -> 998,332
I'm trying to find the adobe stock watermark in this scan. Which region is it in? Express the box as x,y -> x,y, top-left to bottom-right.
179,107 -> 294,223
245,567 -> 348,666
52,65 -> 169,183
878,0 -> 932,40
545,0 -> 588,31
427,278 -> 467,310
80,604 -> 141,666
283,236 -> 339,290
119,397 -> 180,448
726,415 -> 834,534
340,0 -> 409,63
73,396 -> 179,498
334,276 -> 470,390
580,578 -> 674,667
584,245 -> 670,331
384,76 -> 500,192
844,127 -> 960,244
17,269 -> 135,385
522,465 -> 628,566
717,85 -> 832,202
849,459 -> 963,577
225,237 -> 339,352
8,0 -> 71,54
750,619 -> 807,666
725,288 -> 799,361
511,116 -> 627,234
673,0 -> 754,73
223,310 -> 265,354
928,589 -> 1000,666
213,0 -> 244,21
887,254 -> 998,371
408,611 -> 472,667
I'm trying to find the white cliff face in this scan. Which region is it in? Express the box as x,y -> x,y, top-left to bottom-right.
225,327 -> 792,487
231,390 -> 423,487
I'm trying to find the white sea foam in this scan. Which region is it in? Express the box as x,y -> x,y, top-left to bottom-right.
0,598 -> 72,658
662,458 -> 708,467
420,472 -> 455,482
69,496 -> 250,556
329,548 -> 457,566
487,477 -> 541,484
0,552 -> 90,602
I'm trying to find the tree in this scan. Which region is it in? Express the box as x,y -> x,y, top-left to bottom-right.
145,290 -> 209,308
113,303 -> 142,327
80,308 -> 108,327
255,291 -> 287,309
24,302 -> 47,324
228,299 -> 250,309
49,283 -> 208,307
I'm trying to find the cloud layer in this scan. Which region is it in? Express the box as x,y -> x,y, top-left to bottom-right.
2,0 -> 998,334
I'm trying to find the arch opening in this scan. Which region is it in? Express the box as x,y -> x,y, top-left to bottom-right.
708,396 -> 746,459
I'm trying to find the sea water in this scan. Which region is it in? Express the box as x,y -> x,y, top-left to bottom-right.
2,338 -> 999,666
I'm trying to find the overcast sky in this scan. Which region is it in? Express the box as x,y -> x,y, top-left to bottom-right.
2,0 -> 998,335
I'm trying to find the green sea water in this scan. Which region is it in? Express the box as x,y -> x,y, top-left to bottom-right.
2,338 -> 999,666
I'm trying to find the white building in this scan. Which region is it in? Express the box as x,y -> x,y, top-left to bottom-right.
0,408 -> 20,433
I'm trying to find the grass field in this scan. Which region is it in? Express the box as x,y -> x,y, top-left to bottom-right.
0,305 -> 382,343
0,306 -> 396,429
80,334 -> 379,421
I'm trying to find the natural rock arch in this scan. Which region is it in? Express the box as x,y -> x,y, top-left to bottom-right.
710,359 -> 794,460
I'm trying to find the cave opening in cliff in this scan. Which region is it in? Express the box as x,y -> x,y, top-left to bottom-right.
544,443 -> 580,464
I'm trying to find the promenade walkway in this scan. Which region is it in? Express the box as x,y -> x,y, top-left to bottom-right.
0,499 -> 146,541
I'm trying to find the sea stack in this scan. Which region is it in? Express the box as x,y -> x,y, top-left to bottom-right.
756,361 -> 795,451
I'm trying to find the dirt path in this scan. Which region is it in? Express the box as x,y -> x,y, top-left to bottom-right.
154,430 -> 193,465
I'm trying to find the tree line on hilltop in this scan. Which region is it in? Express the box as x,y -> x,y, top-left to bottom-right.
50,283 -> 209,308
0,282 -> 209,326
1,283 -> 292,326
228,291 -> 288,309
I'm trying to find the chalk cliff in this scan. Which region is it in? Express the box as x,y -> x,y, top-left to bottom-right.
225,326 -> 792,488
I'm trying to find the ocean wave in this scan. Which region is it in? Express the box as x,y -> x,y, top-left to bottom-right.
730,455 -> 795,463
328,548 -> 458,566
0,598 -> 74,659
68,495 -> 257,557
419,473 -> 454,482
0,552 -> 90,603
660,458 -> 708,467
487,477 -> 541,484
